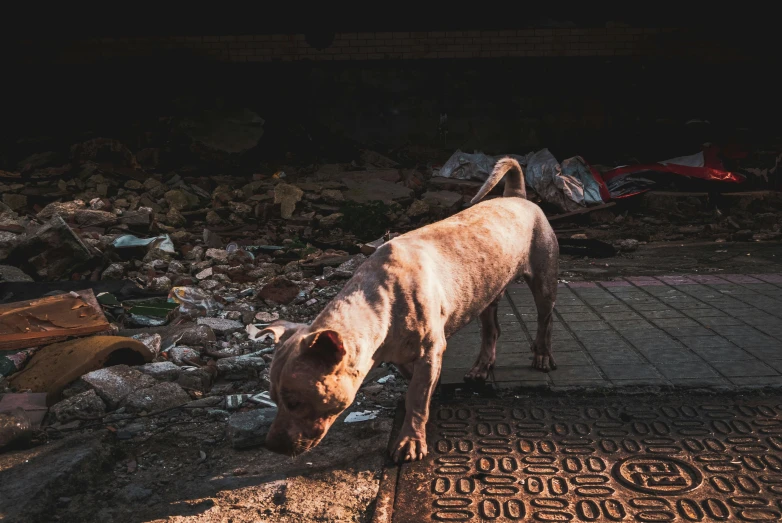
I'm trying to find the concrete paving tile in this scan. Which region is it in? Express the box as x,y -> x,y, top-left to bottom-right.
640,309 -> 686,319
492,366 -> 551,382
549,365 -> 604,381
564,321 -> 613,331
709,360 -> 779,377
743,345 -> 782,360
728,376 -> 782,387
552,351 -> 592,366
651,318 -> 702,328
691,346 -> 757,362
763,359 -> 782,373
599,364 -> 661,380
655,362 -> 720,379
636,347 -> 703,364
611,378 -> 670,387
660,325 -> 717,337
588,350 -> 646,366
669,377 -> 732,388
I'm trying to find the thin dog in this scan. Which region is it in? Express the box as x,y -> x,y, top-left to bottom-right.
257,157 -> 558,463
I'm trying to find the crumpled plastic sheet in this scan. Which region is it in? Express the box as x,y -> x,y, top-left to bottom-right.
437,149 -> 605,213
113,234 -> 175,253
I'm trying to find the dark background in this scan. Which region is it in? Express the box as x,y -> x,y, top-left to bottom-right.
2,9 -> 778,185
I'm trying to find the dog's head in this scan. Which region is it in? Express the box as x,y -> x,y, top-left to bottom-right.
257,320 -> 360,456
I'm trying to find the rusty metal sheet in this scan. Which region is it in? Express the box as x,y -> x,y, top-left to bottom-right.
0,289 -> 110,351
393,396 -> 782,522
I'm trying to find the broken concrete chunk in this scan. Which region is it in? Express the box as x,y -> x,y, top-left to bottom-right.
618,239 -> 639,252
167,346 -> 201,365
2,194 -> 27,211
406,199 -> 430,217
217,354 -> 267,380
196,317 -> 243,335
342,179 -> 413,204
7,216 -> 98,280
318,213 -> 343,228
421,190 -> 463,209
254,311 -> 280,323
165,189 -> 200,211
82,365 -> 157,410
258,276 -> 300,305
227,407 -> 277,449
122,381 -> 191,413
176,367 -> 213,393
332,254 -> 367,279
138,361 -> 181,382
50,389 -> 106,423
273,183 -> 304,219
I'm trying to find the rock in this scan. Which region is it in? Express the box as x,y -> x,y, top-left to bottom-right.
7,216 -> 98,280
274,183 -> 304,219
165,189 -> 199,211
342,179 -> 413,204
217,354 -> 267,380
254,311 -> 279,323
122,381 -> 191,413
205,248 -> 229,263
571,233 -> 588,240
2,194 -> 27,211
227,407 -> 277,449
82,365 -> 157,410
195,267 -> 213,280
74,209 -> 117,227
258,276 -> 300,305
0,233 -> 22,262
120,483 -> 153,503
101,263 -> 126,280
119,210 -> 152,228
618,239 -> 639,252
321,189 -> 344,203
332,254 -> 367,279
51,389 -> 106,423
147,276 -> 172,293
138,361 -> 181,382
318,213 -> 343,228
206,210 -> 222,226
36,201 -> 85,221
0,265 -> 33,282
176,368 -> 213,393
406,199 -> 430,217
421,190 -> 463,209
754,232 -> 782,241
167,346 -> 201,365
166,207 -> 187,227
196,317 -> 244,335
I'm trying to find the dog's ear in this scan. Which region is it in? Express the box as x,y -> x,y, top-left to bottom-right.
250,320 -> 306,343
302,330 -> 346,367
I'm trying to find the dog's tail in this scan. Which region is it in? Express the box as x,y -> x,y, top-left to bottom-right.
469,156 -> 526,205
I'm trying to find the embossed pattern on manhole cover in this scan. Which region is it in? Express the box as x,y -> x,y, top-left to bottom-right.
392,397 -> 782,522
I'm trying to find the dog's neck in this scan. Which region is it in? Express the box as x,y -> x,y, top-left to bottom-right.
310,285 -> 391,378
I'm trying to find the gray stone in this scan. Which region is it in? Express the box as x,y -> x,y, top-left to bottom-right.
205,248 -> 229,263
82,365 -> 157,409
217,354 -> 267,380
331,254 -> 367,279
164,189 -> 199,211
121,382 -> 191,413
618,239 -> 639,252
138,361 -> 181,382
2,194 -> 27,211
50,389 -> 106,423
197,317 -> 243,335
318,213 -> 343,228
101,263 -> 126,280
0,264 -> 33,282
406,199 -> 430,217
176,367 -> 213,393
227,407 -> 277,449
274,183 -> 304,219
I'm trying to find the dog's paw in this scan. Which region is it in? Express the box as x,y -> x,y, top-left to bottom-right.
464,362 -> 493,382
391,434 -> 428,463
531,353 -> 557,372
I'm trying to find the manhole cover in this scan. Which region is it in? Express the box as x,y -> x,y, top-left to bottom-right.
392,396 -> 782,522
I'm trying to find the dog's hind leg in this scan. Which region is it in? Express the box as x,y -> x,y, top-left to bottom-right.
525,231 -> 559,372
464,292 -> 503,382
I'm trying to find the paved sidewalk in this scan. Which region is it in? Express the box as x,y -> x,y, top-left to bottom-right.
442,273 -> 782,390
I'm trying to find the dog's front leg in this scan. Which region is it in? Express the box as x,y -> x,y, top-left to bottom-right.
392,337 -> 444,463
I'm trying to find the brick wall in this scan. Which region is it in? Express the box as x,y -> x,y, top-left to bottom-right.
18,27 -> 743,65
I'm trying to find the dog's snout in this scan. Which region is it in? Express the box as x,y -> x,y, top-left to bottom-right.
265,430 -> 296,456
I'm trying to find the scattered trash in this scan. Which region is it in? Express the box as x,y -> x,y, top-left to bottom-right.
113,234 -> 175,254
344,410 -> 379,423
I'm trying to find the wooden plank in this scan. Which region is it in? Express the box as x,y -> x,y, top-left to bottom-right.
0,289 -> 110,351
